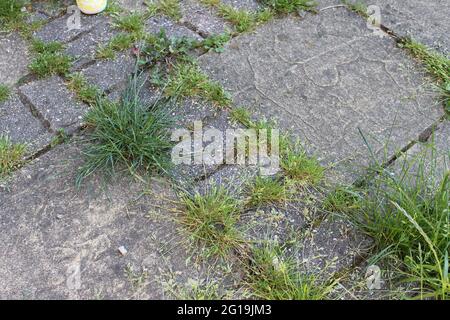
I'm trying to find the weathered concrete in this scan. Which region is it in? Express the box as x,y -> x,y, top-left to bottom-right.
19,76 -> 88,134
180,0 -> 231,37
0,143 -> 217,299
145,15 -> 203,41
31,0 -> 73,18
0,34 -> 31,86
0,93 -> 52,155
199,7 -> 444,182
221,0 -> 261,11
116,0 -> 147,12
351,0 -> 450,54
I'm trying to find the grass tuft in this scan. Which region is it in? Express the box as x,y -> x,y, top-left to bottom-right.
246,176 -> 290,207
179,187 -> 243,258
0,84 -> 11,103
0,135 -> 26,178
76,73 -> 174,186
244,242 -> 335,299
260,0 -> 317,15
146,0 -> 182,21
201,33 -> 231,53
281,144 -> 324,185
113,12 -> 145,34
29,40 -> 72,78
67,73 -> 101,105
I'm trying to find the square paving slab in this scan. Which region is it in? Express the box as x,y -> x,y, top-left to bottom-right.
199,7 -> 444,181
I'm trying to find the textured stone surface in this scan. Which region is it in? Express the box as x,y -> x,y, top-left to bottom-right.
33,12 -> 103,44
0,93 -> 52,154
199,8 -> 444,182
145,15 -> 203,41
19,76 -> 88,134
0,34 -> 31,86
31,0 -> 73,17
180,0 -> 231,36
116,0 -> 147,12
65,17 -> 117,69
81,53 -> 135,92
0,143 -> 211,299
351,0 -> 450,54
221,0 -> 261,11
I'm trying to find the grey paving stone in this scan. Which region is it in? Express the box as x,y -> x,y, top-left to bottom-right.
33,12 -> 103,44
116,0 -> 147,12
349,0 -> 450,54
221,0 -> 261,11
0,143 -> 213,299
19,76 -> 88,134
180,0 -> 231,37
81,53 -> 135,92
65,16 -> 117,69
199,7 -> 444,183
0,33 -> 31,86
0,93 -> 52,154
31,0 -> 73,17
145,15 -> 203,41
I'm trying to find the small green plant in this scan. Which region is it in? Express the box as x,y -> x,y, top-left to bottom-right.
146,0 -> 182,21
281,145 -> 324,184
124,264 -> 149,289
341,0 -> 368,17
246,176 -> 290,207
96,33 -> 136,59
400,39 -> 450,112
29,40 -> 72,78
201,33 -> 231,53
113,12 -> 145,34
0,135 -> 26,178
50,129 -> 70,148
67,73 -> 101,105
104,0 -> 122,15
76,74 -> 175,186
179,187 -> 243,258
165,61 -> 231,107
244,242 -> 336,299
174,279 -> 223,300
260,0 -> 317,14
344,148 -> 450,299
0,84 -> 11,103
0,0 -> 24,30
323,187 -> 363,213
217,5 -> 254,33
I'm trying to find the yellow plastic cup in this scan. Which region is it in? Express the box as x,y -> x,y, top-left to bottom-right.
76,0 -> 108,15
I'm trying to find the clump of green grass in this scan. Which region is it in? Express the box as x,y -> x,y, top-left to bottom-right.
144,30 -> 196,65
146,0 -> 182,21
260,0 -> 317,14
179,187 -> 243,258
173,279 -> 223,300
281,144 -> 324,185
344,152 -> 450,299
113,12 -> 145,34
0,135 -> 26,178
29,40 -> 72,78
104,0 -> 122,15
0,0 -> 24,30
400,39 -> 450,112
96,33 -> 137,59
246,176 -> 290,207
165,61 -> 231,107
244,242 -> 336,299
67,73 -> 101,105
323,186 -> 363,213
341,0 -> 368,17
200,33 -> 231,53
217,5 -> 255,33
76,74 -> 174,187
0,84 -> 11,104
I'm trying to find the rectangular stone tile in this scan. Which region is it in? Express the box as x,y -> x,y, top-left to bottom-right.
0,34 -> 31,86
81,53 -> 135,92
221,0 -> 261,11
0,143 -> 209,299
348,0 -> 450,54
65,17 -> 117,69
19,76 -> 88,134
33,12 -> 103,44
116,0 -> 147,12
180,0 -> 232,36
0,94 -> 52,155
199,7 -> 444,183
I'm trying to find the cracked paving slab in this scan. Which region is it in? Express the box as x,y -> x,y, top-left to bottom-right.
0,33 -> 31,86
19,76 -> 88,134
349,0 -> 450,54
0,93 -> 52,155
0,142 -> 226,299
199,7 -> 444,182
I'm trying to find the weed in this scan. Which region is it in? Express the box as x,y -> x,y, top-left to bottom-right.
146,0 -> 182,21
29,40 -> 72,78
0,0 -> 25,31
175,279 -> 223,300
281,144 -> 324,185
50,129 -> 70,148
201,33 -> 231,53
0,135 -> 26,178
323,186 -> 363,213
96,33 -> 136,59
179,187 -> 243,258
113,12 -> 145,34
76,73 -> 175,187
165,61 -> 231,107
260,0 -> 317,15
124,264 -> 149,288
67,73 -> 101,105
344,148 -> 450,299
246,176 -> 290,207
217,5 -> 254,33
341,0 -> 368,17
0,84 -> 11,104
244,242 -> 335,299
